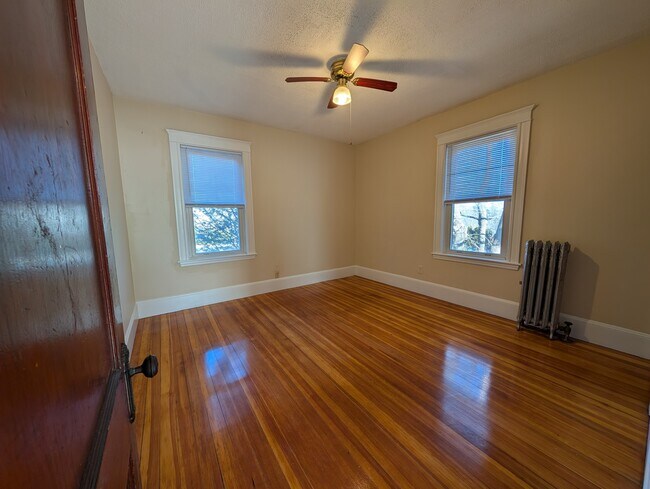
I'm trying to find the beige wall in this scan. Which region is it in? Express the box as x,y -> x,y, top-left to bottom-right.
355,35 -> 650,334
89,45 -> 137,330
106,35 -> 649,335
113,98 -> 355,301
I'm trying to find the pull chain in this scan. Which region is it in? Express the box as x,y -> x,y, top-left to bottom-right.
349,99 -> 352,145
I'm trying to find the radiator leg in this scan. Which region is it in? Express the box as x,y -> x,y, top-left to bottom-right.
554,321 -> 572,341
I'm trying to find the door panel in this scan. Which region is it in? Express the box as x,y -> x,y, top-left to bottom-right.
0,0 -> 136,487
96,384 -> 132,488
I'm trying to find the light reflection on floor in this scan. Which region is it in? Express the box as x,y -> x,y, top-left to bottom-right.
204,340 -> 249,384
442,346 -> 492,446
443,347 -> 492,402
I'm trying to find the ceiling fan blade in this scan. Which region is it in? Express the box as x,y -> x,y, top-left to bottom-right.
342,43 -> 369,74
285,77 -> 331,83
352,77 -> 397,92
327,89 -> 338,109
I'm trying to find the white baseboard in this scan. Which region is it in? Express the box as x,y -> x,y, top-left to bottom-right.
355,266 -> 650,359
563,313 -> 650,360
137,266 -> 356,319
124,304 -> 139,351
130,263 -> 648,359
355,266 -> 519,320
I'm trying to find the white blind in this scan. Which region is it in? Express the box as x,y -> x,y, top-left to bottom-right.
181,146 -> 245,206
445,127 -> 517,202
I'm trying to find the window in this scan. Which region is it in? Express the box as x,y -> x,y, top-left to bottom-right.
168,130 -> 255,266
433,106 -> 534,269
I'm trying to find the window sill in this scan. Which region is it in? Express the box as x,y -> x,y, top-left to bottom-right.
431,252 -> 520,270
179,252 -> 257,267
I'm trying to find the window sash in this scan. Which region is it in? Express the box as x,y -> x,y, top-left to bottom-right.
185,204 -> 246,258
443,197 -> 511,260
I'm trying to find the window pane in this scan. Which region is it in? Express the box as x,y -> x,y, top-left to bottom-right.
192,207 -> 241,254
450,201 -> 504,254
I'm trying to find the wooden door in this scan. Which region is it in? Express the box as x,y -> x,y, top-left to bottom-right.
0,0 -> 140,487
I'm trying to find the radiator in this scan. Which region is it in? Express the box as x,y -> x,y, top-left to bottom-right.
517,240 -> 572,340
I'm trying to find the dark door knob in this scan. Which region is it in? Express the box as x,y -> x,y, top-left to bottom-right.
121,344 -> 158,423
129,355 -> 158,379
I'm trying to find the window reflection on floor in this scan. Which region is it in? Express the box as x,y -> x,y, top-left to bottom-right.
443,347 -> 492,402
204,340 -> 249,384
442,346 -> 492,446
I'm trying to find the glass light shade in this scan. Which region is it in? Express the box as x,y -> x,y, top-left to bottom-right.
332,85 -> 351,106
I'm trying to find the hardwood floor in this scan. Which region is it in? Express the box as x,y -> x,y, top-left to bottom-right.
131,276 -> 650,488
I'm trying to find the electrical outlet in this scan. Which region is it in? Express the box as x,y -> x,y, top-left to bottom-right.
417,265 -> 423,275
274,266 -> 280,279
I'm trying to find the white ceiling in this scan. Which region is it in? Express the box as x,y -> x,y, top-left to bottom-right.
85,0 -> 650,144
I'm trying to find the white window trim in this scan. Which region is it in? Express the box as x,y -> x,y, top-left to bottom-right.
432,105 -> 535,270
167,129 -> 256,267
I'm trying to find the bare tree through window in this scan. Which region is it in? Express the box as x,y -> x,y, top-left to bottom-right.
192,207 -> 241,253
450,201 -> 504,254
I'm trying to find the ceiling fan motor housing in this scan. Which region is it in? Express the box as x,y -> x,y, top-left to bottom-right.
330,59 -> 354,82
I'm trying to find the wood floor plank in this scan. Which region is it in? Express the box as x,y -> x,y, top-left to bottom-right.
273,284 -> 630,487
207,302 -> 386,488
305,281 -> 647,459
319,280 -> 648,437
228,305 -> 403,489
251,293 -> 528,488
201,305 -> 311,488
168,309 -> 224,488
231,297 -> 443,487
132,276 -> 650,488
185,306 -> 290,488
338,279 -> 649,407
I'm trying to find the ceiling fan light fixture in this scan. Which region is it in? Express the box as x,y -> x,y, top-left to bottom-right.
284,43 -> 397,110
333,84 -> 351,106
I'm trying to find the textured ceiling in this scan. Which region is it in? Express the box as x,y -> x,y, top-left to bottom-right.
85,0 -> 650,144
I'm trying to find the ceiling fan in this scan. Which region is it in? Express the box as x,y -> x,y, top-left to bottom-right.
285,43 -> 397,109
